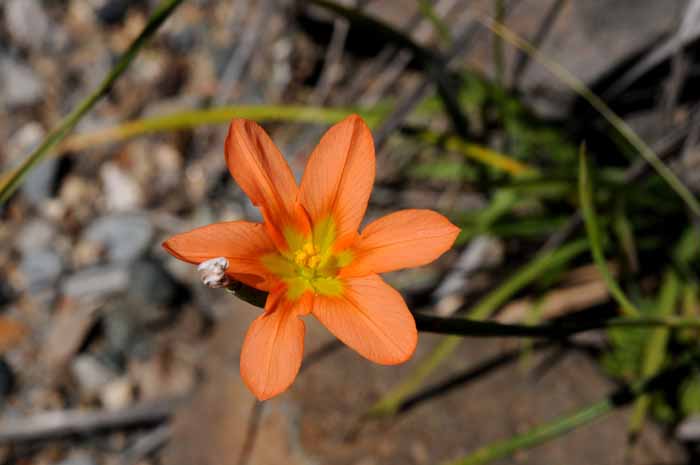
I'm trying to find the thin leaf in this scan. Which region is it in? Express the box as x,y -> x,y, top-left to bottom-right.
0,0 -> 186,206
628,270 -> 680,442
579,146 -> 640,316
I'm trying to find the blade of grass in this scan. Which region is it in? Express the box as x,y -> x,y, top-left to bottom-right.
579,145 -> 640,316
0,0 -> 186,206
59,105 -> 388,153
367,239 -> 588,417
440,351 -> 697,465
416,130 -> 538,176
479,16 -> 700,217
612,200 -> 639,272
628,270 -> 680,443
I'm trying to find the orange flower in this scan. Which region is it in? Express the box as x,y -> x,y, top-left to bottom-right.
163,115 -> 460,400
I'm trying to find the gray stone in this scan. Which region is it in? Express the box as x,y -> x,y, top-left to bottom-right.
83,213 -> 154,264
128,259 -> 182,309
22,159 -> 59,206
71,355 -> 117,397
4,0 -> 50,50
20,250 -> 63,291
16,220 -> 55,253
0,58 -> 43,108
61,266 -> 130,299
102,301 -> 153,360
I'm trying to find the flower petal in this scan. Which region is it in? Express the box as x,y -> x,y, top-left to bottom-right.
240,291 -> 307,400
162,221 -> 276,290
312,274 -> 417,365
225,119 -> 308,245
340,209 -> 460,277
299,114 -> 375,250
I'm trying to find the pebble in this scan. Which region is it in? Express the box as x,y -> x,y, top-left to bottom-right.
102,301 -> 153,360
61,265 -> 130,299
82,213 -> 153,264
100,163 -> 144,212
71,354 -> 117,397
20,250 -> 63,291
677,414 -> 700,442
94,0 -> 130,25
99,377 -> 133,410
4,0 -> 50,50
16,220 -> 56,254
129,259 -> 184,310
0,57 -> 43,108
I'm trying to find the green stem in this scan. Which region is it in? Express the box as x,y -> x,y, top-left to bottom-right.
628,270 -> 680,441
579,146 -> 640,316
0,0 -> 186,205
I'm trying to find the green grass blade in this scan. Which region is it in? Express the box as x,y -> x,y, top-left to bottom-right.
0,0 -> 185,206
481,16 -> 700,216
367,239 -> 588,417
579,146 -> 640,316
628,270 -> 680,442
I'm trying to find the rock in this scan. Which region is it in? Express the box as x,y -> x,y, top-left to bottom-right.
16,220 -> 56,254
677,414 -> 700,442
71,354 -> 118,397
0,57 -> 43,108
82,213 -> 153,264
99,377 -> 133,410
20,250 -> 63,291
61,266 -> 130,299
100,163 -> 144,211
0,359 -> 15,399
7,123 -> 57,206
94,0 -> 130,25
128,259 -> 184,310
23,159 -> 60,207
101,301 -> 152,361
4,0 -> 50,50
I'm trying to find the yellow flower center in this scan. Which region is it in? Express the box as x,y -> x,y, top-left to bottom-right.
262,217 -> 353,300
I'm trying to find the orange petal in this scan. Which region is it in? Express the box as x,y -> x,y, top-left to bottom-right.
299,114 -> 375,249
162,221 -> 276,290
340,209 -> 460,278
312,274 -> 417,365
240,291 -> 307,400
225,119 -> 308,246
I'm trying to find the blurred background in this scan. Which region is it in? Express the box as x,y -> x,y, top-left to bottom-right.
1,0 -> 700,464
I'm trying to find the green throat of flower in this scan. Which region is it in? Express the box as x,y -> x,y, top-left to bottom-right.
262,217 -> 352,300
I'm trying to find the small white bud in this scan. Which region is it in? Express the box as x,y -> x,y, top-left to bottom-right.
198,257 -> 230,288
